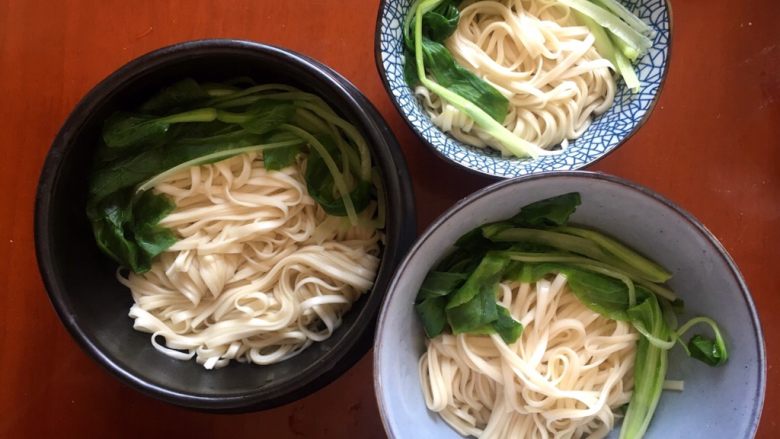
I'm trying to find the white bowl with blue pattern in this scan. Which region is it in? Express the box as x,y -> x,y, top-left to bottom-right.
374,0 -> 672,177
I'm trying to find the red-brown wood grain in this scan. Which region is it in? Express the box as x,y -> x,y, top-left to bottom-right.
0,0 -> 777,437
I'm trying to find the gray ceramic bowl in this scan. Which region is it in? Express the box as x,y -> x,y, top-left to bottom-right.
374,172 -> 765,438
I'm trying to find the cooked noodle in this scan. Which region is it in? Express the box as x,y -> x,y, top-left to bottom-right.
419,273 -> 637,438
417,0 -> 616,154
120,152 -> 382,369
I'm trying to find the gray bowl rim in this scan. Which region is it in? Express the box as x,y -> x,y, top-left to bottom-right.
373,170 -> 766,438
35,38 -> 417,411
373,0 -> 675,180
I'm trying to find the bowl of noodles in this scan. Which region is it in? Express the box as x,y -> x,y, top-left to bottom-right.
374,172 -> 765,438
375,0 -> 671,177
35,39 -> 416,411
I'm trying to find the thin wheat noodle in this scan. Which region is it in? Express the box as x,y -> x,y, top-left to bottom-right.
121,152 -> 382,369
419,274 -> 637,438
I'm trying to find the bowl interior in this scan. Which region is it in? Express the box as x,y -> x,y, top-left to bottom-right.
374,173 -> 764,438
36,41 -> 415,410
376,0 -> 671,177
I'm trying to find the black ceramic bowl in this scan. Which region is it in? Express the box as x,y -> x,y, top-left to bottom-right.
35,39 -> 416,412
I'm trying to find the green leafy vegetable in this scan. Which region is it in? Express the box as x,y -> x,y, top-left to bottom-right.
447,283 -> 500,334
687,335 -> 727,367
675,316 -> 729,367
558,0 -> 652,54
102,108 -> 217,149
302,132 -> 371,219
88,189 -> 178,272
415,296 -> 448,338
620,295 -> 669,439
89,79 -> 378,273
418,271 -> 468,300
486,227 -> 617,263
511,192 -> 581,227
139,78 -> 210,114
419,38 -> 508,122
414,252 -> 523,343
263,144 -> 301,171
421,0 -> 460,41
446,253 -> 509,309
490,305 -> 524,343
611,37 -> 641,92
566,267 -> 645,321
90,129 -> 269,203
590,0 -> 652,36
413,192 -> 729,439
555,225 -> 672,283
240,100 -> 297,134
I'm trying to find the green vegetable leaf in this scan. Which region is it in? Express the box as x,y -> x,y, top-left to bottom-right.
417,271 -> 468,301
590,0 -> 652,37
420,37 -> 508,123
556,225 -> 672,283
415,297 -> 448,338
403,47 -> 422,87
456,225 -> 499,249
491,305 -> 523,343
422,0 -> 460,41
567,268 -> 635,321
446,253 -> 509,309
102,113 -> 170,150
675,316 -> 729,367
88,189 -> 178,273
130,190 -> 178,262
139,78 -> 210,114
241,100 -> 297,135
687,335 -> 727,367
133,223 -> 177,262
620,294 -> 669,439
486,227 -> 609,261
502,260 -> 525,282
89,190 -> 143,271
447,283 -> 499,334
263,144 -> 301,171
102,108 -> 217,150
557,0 -> 652,54
90,129 -> 266,204
131,189 -> 175,225
511,192 -> 581,227
304,134 -> 371,216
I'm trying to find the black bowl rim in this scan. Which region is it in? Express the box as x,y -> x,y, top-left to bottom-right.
373,0 -> 675,180
373,170 -> 766,438
35,38 -> 417,412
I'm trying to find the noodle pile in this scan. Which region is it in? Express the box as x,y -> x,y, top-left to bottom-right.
419,273 -> 637,438
417,0 -> 616,153
121,152 -> 382,369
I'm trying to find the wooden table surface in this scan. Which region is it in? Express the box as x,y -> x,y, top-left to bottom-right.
1,0 -> 778,437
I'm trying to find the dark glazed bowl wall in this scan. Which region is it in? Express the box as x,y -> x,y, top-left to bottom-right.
35,40 -> 416,412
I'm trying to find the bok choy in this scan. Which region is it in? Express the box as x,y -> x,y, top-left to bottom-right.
88,79 -> 377,273
414,193 -> 728,439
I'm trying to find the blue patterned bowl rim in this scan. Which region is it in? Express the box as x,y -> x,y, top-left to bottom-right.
374,0 -> 674,178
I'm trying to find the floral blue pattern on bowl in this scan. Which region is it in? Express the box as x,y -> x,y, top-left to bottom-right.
375,0 -> 671,177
